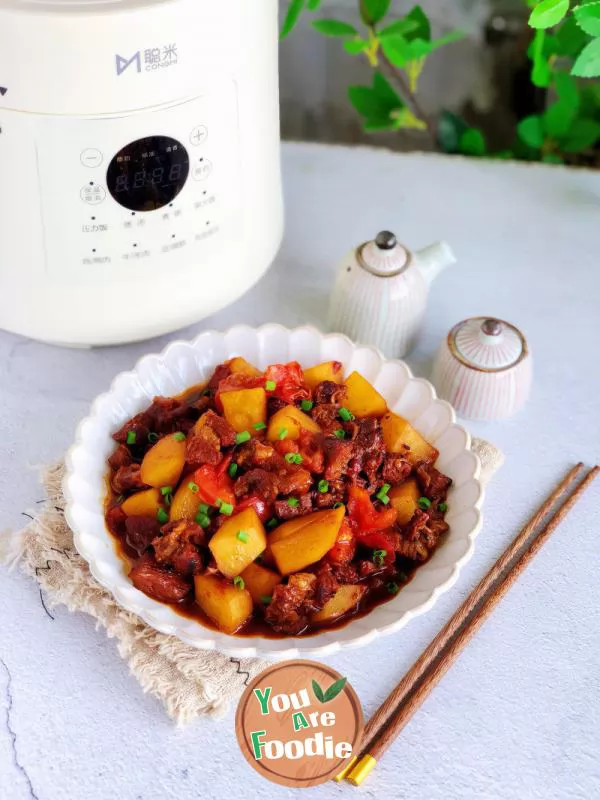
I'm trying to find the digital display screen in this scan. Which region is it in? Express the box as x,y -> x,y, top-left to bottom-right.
106,135 -> 190,212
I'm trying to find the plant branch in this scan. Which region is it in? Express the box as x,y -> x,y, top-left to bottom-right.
378,49 -> 437,146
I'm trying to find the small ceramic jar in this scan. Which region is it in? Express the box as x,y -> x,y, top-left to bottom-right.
431,317 -> 532,421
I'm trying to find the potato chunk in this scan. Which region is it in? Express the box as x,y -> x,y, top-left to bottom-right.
121,488 -> 162,517
388,479 -> 420,524
227,356 -> 262,377
208,507 -> 267,577
220,387 -> 267,434
343,371 -> 387,418
381,412 -> 439,465
140,434 -> 187,488
266,405 -> 321,441
241,562 -> 282,605
169,481 -> 203,522
270,506 -> 345,576
311,584 -> 366,624
303,361 -> 344,390
194,574 -> 253,634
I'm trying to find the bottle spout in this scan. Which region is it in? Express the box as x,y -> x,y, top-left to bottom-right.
415,241 -> 456,286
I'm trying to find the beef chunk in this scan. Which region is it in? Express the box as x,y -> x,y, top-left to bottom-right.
113,412 -> 151,445
105,504 -> 127,537
153,520 -> 204,577
313,380 -> 348,406
404,509 -> 429,541
279,467 -> 313,497
108,445 -> 133,471
396,540 -> 429,561
295,430 -> 325,474
415,463 -> 452,503
111,464 -> 147,495
265,573 -> 317,634
313,562 -> 340,607
200,409 -> 237,448
330,562 -> 360,584
129,557 -> 191,603
236,440 -> 283,471
146,396 -> 194,435
189,394 -> 211,415
350,418 -> 385,484
381,453 -> 412,485
125,516 -> 161,555
207,363 -> 232,394
267,396 -> 287,417
186,424 -> 222,467
323,438 -> 355,481
314,478 -> 345,509
234,468 -> 280,503
274,494 -> 313,519
311,405 -> 340,435
396,508 -> 447,562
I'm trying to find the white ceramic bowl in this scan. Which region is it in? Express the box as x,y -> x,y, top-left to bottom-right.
64,325 -> 484,659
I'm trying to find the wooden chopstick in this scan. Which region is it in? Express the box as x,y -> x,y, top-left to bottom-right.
344,463 -> 598,786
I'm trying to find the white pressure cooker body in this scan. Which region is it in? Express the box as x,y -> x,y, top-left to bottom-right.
0,0 -> 283,346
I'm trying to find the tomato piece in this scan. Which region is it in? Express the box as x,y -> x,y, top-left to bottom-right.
235,495 -> 271,523
265,362 -> 309,404
355,529 -> 397,562
193,464 -> 236,507
348,486 -> 397,531
326,519 -> 356,564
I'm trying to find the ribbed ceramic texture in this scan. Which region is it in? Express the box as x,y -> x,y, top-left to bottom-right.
454,318 -> 524,370
64,325 -> 484,660
432,337 -> 532,421
328,251 -> 427,358
360,240 -> 409,275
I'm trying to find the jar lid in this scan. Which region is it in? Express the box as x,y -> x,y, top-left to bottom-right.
448,317 -> 528,372
357,230 -> 410,277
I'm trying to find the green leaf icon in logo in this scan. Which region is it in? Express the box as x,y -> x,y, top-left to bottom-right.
312,676 -> 347,703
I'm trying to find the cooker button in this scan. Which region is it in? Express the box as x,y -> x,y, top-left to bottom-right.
80,148 -> 104,168
191,159 -> 212,181
80,184 -> 106,204
189,125 -> 208,145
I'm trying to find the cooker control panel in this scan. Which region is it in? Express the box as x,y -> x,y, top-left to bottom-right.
35,82 -> 240,283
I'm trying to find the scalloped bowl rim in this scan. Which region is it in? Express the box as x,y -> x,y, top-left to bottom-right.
63,324 -> 484,660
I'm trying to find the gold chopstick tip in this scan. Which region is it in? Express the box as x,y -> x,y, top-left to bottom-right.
333,755 -> 357,782
346,754 -> 377,786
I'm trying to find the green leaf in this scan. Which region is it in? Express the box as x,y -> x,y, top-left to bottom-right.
554,16 -> 589,57
459,128 -> 486,156
373,71 -> 403,109
311,679 -> 325,703
561,117 -> 600,150
381,34 -> 413,67
348,72 -> 403,129
280,0 -> 306,40
543,72 -> 580,136
529,0 -> 570,30
323,677 -> 348,702
517,114 -> 545,148
408,38 -> 435,59
574,1 -> 600,36
360,0 -> 391,25
307,0 -> 321,9
572,37 -> 600,77
531,29 -> 552,88
312,19 -> 358,37
344,38 -> 369,55
437,110 -> 468,153
363,118 -> 399,131
379,18 -> 419,39
405,5 -> 431,41
430,30 -> 466,50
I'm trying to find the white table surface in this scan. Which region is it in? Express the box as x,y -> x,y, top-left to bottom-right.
0,143 -> 599,800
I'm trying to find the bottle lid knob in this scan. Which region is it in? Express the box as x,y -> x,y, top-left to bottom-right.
375,231 -> 397,250
481,318 -> 503,336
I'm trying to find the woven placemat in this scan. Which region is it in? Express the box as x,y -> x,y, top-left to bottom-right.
1,439 -> 503,724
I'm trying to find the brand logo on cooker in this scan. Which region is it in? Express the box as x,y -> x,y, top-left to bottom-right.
235,660 -> 364,787
115,44 -> 179,76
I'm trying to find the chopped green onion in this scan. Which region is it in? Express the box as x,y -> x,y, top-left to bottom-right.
115,494 -> 124,504
173,432 -> 186,442
278,427 -> 288,440
373,549 -> 387,567
386,582 -> 400,595
294,453 -> 303,464
260,595 -> 272,604
265,380 -> 276,391
301,400 -> 314,412
284,452 -> 297,464
233,576 -> 245,590
333,428 -> 345,439
217,500 -> 234,516
195,511 -> 211,528
188,482 -> 199,493
267,517 -> 278,529
438,502 -> 448,513
333,502 -> 344,509
318,479 -> 329,494
198,503 -> 210,514
235,431 -> 251,445
126,431 -> 136,445
287,497 -> 299,508
157,508 -> 169,524
236,531 -> 249,543
376,484 -> 391,504
254,421 -> 267,430
338,407 -> 354,422
147,432 -> 159,443
160,485 -> 173,496
228,462 -> 238,478
418,497 -> 432,510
